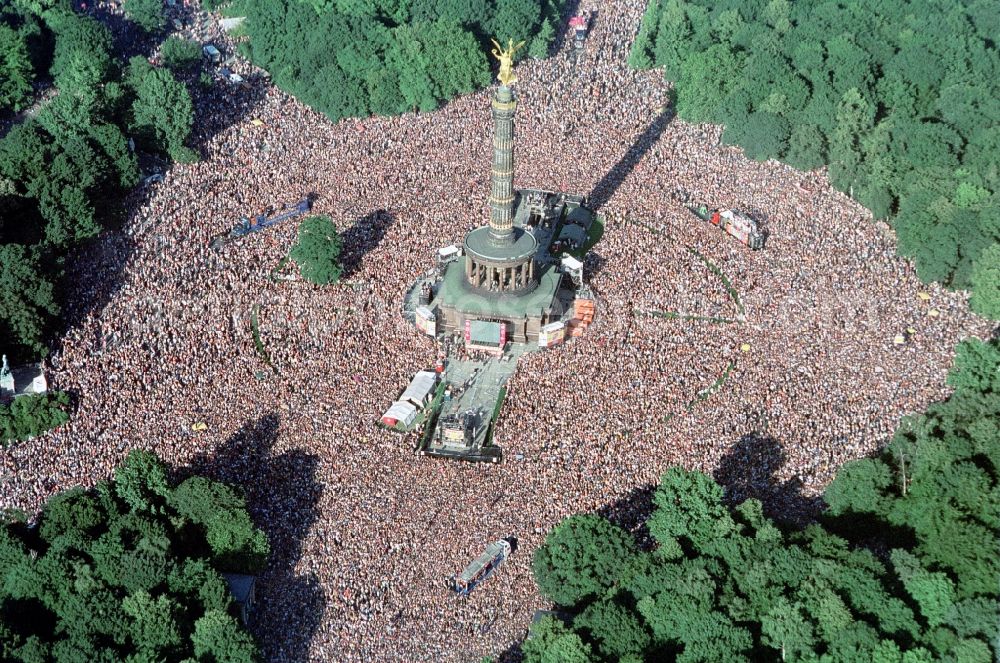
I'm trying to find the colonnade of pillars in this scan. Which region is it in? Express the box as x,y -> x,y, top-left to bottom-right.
466,259 -> 535,291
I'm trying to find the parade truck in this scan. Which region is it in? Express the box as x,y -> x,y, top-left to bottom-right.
451,539 -> 513,596
570,13 -> 589,49
689,204 -> 767,250
210,198 -> 312,251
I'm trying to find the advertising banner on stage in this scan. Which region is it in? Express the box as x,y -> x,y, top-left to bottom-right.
538,321 -> 565,348
415,306 -> 436,336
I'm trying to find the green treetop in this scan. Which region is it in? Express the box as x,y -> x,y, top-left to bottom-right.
290,215 -> 344,285
123,0 -> 166,34
0,450 -> 268,660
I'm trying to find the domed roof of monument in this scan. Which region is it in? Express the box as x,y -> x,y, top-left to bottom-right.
464,226 -> 538,264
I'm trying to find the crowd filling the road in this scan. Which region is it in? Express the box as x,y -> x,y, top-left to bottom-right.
1,0 -> 994,661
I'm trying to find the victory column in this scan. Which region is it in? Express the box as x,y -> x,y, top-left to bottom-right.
388,38 -> 599,462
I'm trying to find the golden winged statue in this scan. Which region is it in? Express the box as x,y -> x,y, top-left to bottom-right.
490,37 -> 526,87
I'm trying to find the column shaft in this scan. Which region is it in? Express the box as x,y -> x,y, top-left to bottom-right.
489,86 -> 517,241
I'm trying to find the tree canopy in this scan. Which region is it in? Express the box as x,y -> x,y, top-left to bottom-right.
126,56 -> 196,162
0,244 -> 59,353
160,36 -> 202,73
236,0 -> 564,123
0,450 -> 267,661
290,215 -> 344,285
0,2 -> 195,360
0,391 -> 70,446
532,514 -> 637,607
0,24 -> 34,113
631,0 -> 1000,315
123,0 -> 166,34
527,337 -> 1000,661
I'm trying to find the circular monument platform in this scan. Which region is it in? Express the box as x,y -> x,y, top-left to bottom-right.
463,225 -> 539,293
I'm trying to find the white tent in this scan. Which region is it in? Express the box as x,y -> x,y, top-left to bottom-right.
561,254 -> 583,272
401,371 -> 437,408
437,245 -> 461,260
382,401 -> 417,427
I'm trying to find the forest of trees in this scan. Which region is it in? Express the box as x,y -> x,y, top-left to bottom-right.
527,336 -> 1000,661
235,0 -> 564,122
0,450 -> 267,661
0,1 -> 196,362
631,0 -> 1000,318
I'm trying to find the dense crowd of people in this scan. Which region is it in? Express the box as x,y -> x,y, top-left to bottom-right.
0,0 -> 993,661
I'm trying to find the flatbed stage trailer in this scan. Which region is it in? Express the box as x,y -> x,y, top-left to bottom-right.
570,13 -> 589,48
451,539 -> 512,596
421,404 -> 502,463
210,198 -> 312,251
689,204 -> 767,250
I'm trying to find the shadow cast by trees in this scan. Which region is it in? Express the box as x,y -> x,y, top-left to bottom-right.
497,640 -> 527,663
713,432 -> 823,525
82,5 -> 156,61
597,482 -> 658,551
339,209 -> 394,279
183,413 -> 325,661
547,0 -> 583,56
187,72 -> 270,157
587,110 -> 673,211
57,64 -> 270,343
58,228 -> 136,342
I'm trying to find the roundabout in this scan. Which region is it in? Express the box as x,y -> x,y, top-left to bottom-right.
1,0 -> 992,659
